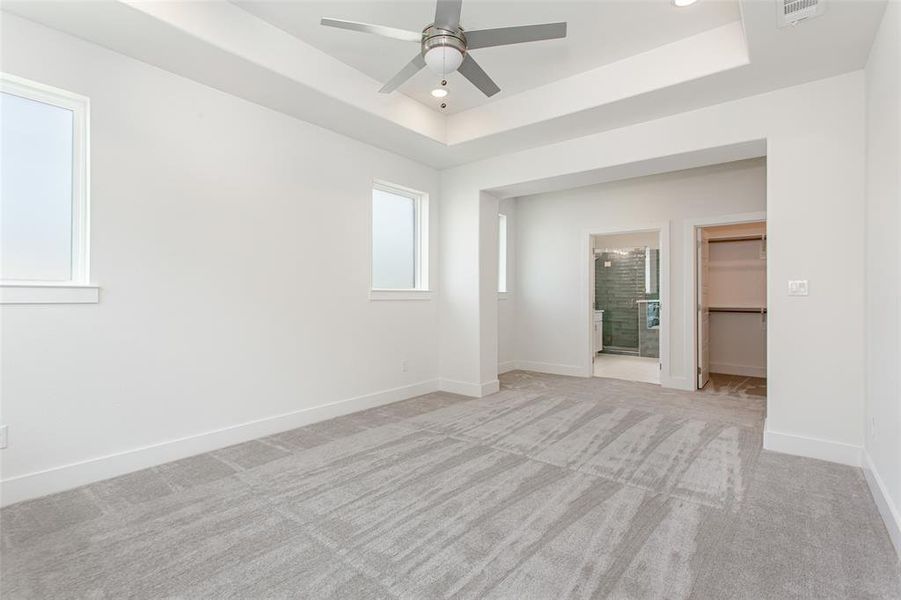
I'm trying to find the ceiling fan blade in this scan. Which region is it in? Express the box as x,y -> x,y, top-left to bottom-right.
457,54 -> 500,97
379,54 -> 427,93
320,18 -> 421,43
434,0 -> 463,29
465,22 -> 567,49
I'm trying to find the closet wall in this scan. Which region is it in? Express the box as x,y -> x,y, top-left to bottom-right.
707,222 -> 767,378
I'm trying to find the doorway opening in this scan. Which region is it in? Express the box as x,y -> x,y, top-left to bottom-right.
591,230 -> 661,384
695,220 -> 767,395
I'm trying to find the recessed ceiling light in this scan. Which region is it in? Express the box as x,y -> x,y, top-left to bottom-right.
431,88 -> 448,98
673,0 -> 698,6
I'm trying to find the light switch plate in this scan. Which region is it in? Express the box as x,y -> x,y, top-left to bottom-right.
0,425 -> 7,449
788,280 -> 809,296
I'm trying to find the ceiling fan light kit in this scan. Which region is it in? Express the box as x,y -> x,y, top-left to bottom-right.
422,25 -> 466,75
321,0 -> 566,99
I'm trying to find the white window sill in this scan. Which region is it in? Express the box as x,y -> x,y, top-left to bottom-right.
498,292 -> 511,301
369,289 -> 432,301
1,283 -> 100,304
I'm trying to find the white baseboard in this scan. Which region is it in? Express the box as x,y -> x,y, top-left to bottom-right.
497,361 -> 518,374
863,451 -> 901,561
709,362 -> 766,378
516,361 -> 586,378
438,378 -> 497,398
762,420 -> 862,467
0,379 -> 439,508
661,374 -> 694,391
480,379 -> 500,396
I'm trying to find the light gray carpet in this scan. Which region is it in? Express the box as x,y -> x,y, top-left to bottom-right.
2,371 -> 899,599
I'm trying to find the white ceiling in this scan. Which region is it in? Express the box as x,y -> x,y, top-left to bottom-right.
1,0 -> 888,167
233,0 -> 742,114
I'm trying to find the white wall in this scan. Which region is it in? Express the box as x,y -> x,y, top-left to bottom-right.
509,159 -> 765,379
439,70 -> 866,467
864,0 -> 901,556
708,313 -> 767,377
0,15 -> 440,505
592,231 -> 659,250
708,239 -> 766,307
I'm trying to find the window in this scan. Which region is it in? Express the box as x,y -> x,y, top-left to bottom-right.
498,213 -> 508,293
1,74 -> 95,303
371,181 -> 428,298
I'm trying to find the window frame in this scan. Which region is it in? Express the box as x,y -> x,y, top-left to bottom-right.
497,213 -> 508,294
369,180 -> 430,300
0,73 -> 96,304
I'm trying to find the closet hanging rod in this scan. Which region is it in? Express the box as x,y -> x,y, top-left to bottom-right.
708,306 -> 767,313
708,235 -> 766,244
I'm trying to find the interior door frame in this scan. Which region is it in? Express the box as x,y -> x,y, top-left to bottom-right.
581,222 -> 670,385
684,211 -> 767,390
698,228 -> 710,389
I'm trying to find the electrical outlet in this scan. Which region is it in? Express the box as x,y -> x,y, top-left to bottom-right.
0,425 -> 8,449
401,360 -> 408,373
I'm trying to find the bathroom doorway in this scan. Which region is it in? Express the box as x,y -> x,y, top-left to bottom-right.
590,230 -> 662,384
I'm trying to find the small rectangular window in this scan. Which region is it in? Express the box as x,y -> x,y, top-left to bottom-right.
498,213 -> 508,293
1,74 -> 89,285
371,182 -> 428,291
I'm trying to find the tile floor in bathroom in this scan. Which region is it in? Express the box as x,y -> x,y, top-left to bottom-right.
593,353 -> 660,384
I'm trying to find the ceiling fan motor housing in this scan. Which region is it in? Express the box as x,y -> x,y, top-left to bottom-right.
422,25 -> 466,75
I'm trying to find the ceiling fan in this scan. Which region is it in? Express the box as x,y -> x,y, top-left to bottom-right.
321,0 -> 567,98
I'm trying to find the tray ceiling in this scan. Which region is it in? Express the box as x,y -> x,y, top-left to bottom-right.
234,0 -> 741,114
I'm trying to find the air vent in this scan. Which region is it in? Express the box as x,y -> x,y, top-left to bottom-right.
778,0 -> 825,27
